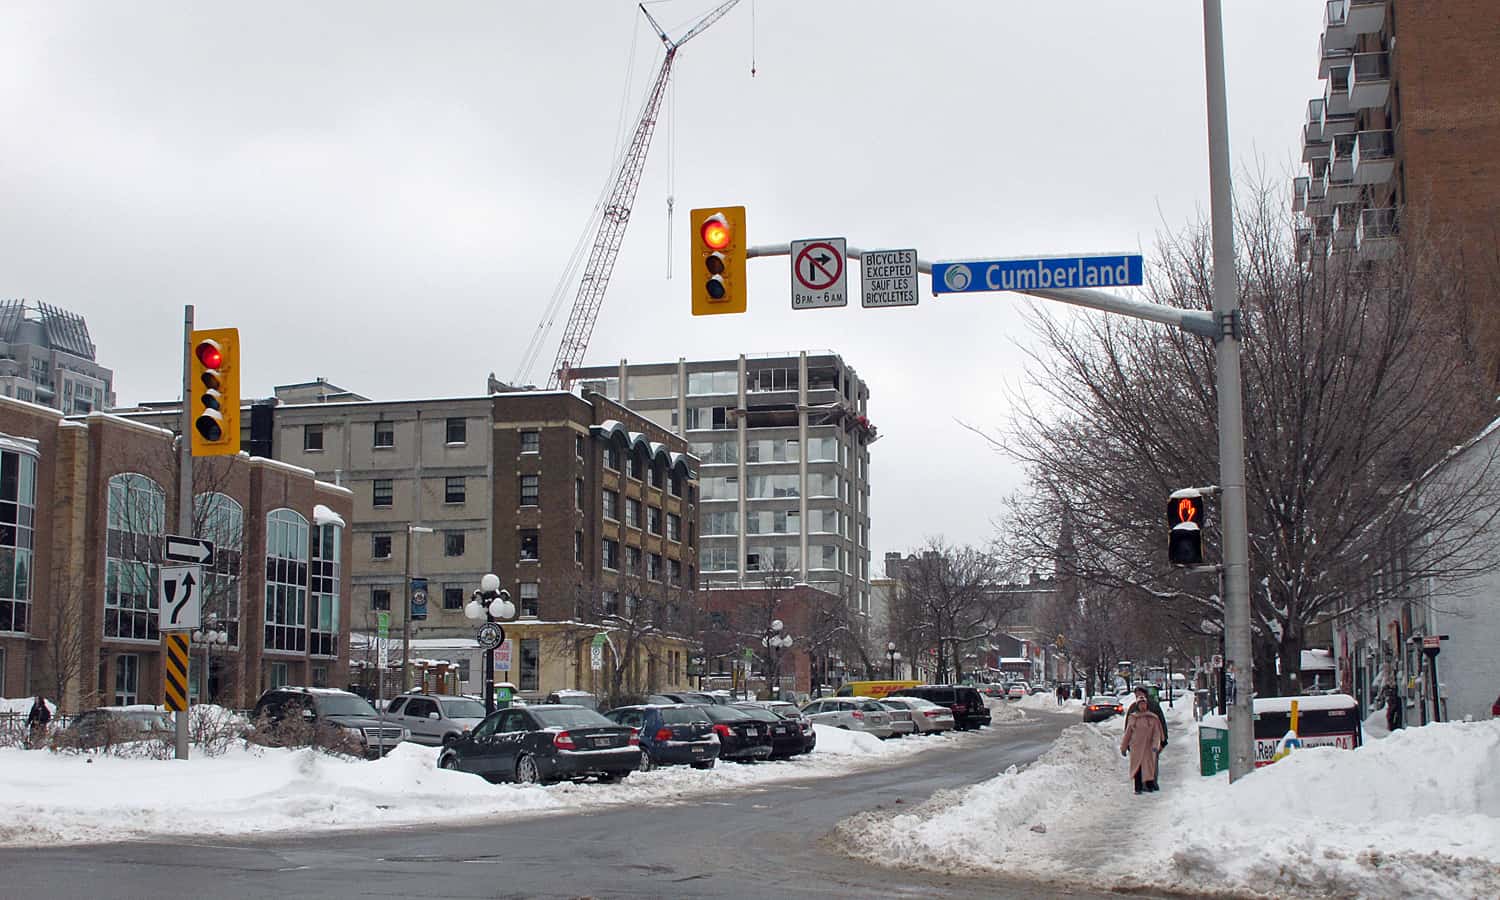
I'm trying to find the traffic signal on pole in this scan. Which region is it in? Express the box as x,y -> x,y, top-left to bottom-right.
189,327 -> 240,457
1167,492 -> 1204,567
690,205 -> 747,316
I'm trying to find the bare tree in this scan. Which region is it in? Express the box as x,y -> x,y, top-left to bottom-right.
39,570 -> 93,712
992,184 -> 1500,695
890,540 -> 1014,683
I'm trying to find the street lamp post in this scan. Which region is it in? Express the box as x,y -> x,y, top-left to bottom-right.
402,525 -> 434,693
466,573 -> 515,715
762,619 -> 793,699
190,614 -> 229,704
886,641 -> 901,680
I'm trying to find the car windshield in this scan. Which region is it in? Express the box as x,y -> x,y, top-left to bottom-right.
1090,696 -> 1118,705
659,707 -> 709,725
314,694 -> 378,717
702,705 -> 751,722
531,707 -> 613,729
440,698 -> 487,718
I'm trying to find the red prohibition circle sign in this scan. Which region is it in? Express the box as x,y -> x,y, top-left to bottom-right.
794,242 -> 844,291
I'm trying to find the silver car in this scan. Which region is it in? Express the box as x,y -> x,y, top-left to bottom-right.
800,697 -> 894,739
386,693 -> 488,746
878,696 -> 956,733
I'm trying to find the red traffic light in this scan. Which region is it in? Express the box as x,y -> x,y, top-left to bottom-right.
195,341 -> 223,369
1171,496 -> 1201,525
700,214 -> 731,251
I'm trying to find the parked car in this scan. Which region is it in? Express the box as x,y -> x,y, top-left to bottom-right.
1006,683 -> 1028,700
799,697 -> 895,739
385,693 -> 487,746
544,690 -> 600,711
690,704 -> 773,761
887,686 -> 991,730
250,687 -> 407,759
1083,695 -> 1125,723
877,696 -> 955,733
875,700 -> 918,737
737,700 -> 817,755
1030,683 -> 1052,695
731,702 -> 813,757
648,691 -> 731,707
58,706 -> 174,749
603,704 -> 718,770
438,704 -> 639,784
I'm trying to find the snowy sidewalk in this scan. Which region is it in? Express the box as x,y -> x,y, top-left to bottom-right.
839,704 -> 1500,899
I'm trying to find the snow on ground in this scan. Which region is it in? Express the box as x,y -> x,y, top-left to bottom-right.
0,722 -> 991,847
840,703 -> 1500,899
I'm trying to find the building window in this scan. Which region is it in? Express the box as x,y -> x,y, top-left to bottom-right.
687,370 -> 737,395
372,588 -> 391,610
0,446 -> 37,636
519,530 -> 539,562
446,417 -> 467,445
648,507 -> 662,536
701,546 -> 736,572
519,638 -> 540,692
667,513 -> 682,542
519,475 -> 539,507
670,558 -> 683,585
648,553 -> 662,582
576,434 -> 585,458
575,478 -> 584,511
685,406 -> 731,430
265,508 -> 309,653
575,530 -> 584,563
269,661 -> 289,690
626,545 -> 641,574
443,585 -> 465,610
602,489 -> 619,521
194,491 -> 243,647
519,582 -> 539,617
625,498 -> 641,529
303,425 -> 323,452
373,421 -> 394,448
520,430 -> 540,454
373,479 -> 393,508
702,476 -> 738,501
439,476 -> 464,504
670,471 -> 684,497
310,522 -> 341,657
603,539 -> 619,570
628,452 -> 643,480
113,654 -> 140,705
372,532 -> 392,559
104,473 -> 164,641
445,531 -> 465,557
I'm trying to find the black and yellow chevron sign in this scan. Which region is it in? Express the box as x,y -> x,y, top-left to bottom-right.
163,633 -> 190,712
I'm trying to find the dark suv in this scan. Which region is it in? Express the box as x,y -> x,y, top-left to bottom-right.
250,687 -> 407,759
888,685 -> 991,730
604,704 -> 719,770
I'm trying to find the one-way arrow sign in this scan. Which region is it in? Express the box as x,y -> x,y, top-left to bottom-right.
165,534 -> 215,566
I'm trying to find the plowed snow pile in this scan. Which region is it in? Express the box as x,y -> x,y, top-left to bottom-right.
839,709 -> 1500,899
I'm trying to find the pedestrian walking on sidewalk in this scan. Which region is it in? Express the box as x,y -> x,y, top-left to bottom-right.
25,694 -> 51,747
1120,687 -> 1164,794
1056,684 -> 1066,706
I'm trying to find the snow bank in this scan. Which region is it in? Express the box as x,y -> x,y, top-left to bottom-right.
840,706 -> 1500,899
0,722 -> 981,846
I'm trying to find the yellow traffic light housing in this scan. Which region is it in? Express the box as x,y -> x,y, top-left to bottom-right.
690,205 -> 746,315
189,327 -> 240,457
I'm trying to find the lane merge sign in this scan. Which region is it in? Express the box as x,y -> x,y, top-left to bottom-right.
158,564 -> 203,631
165,534 -> 214,566
932,253 -> 1144,295
861,248 -> 919,308
791,237 -> 848,309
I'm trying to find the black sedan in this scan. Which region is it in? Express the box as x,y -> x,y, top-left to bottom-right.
694,704 -> 773,762
1083,695 -> 1125,723
437,705 -> 640,784
732,702 -> 814,758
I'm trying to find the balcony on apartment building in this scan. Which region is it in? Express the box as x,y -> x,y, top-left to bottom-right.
1345,0 -> 1386,35
1321,1 -> 1358,52
1348,53 -> 1391,110
1328,203 -> 1362,255
1293,177 -> 1309,213
1351,130 -> 1395,185
1355,207 -> 1398,261
1302,99 -> 1330,161
1325,66 -> 1353,118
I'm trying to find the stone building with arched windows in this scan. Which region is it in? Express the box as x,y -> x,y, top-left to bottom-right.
0,396 -> 353,712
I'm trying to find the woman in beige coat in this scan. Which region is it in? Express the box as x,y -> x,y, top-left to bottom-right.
1120,687 -> 1164,794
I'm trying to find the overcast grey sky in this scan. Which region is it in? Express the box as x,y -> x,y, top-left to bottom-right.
0,1 -> 1321,564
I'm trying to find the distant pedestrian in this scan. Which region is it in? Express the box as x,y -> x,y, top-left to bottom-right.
25,694 -> 51,746
1382,683 -> 1404,731
1120,687 -> 1164,794
1056,684 -> 1065,706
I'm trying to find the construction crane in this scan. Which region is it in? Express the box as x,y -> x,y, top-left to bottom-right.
520,1 -> 741,390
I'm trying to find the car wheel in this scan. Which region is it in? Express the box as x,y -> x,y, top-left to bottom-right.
438,752 -> 460,771
515,754 -> 541,785
638,751 -> 656,772
690,759 -> 716,770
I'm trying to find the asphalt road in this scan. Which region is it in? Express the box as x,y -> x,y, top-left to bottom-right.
1,708 -> 1147,900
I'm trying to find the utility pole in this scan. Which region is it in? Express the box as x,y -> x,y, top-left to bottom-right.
176,304 -> 193,761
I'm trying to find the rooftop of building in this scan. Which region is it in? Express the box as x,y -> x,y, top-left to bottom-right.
0,299 -> 99,361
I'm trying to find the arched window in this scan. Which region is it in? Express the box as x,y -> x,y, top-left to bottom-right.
310,522 -> 341,657
0,438 -> 38,635
104,473 -> 165,640
193,492 -> 243,646
264,508 -> 308,653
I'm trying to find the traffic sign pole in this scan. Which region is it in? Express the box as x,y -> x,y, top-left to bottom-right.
174,304 -> 193,762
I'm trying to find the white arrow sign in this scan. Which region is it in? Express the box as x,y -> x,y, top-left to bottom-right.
165,535 -> 215,566
158,565 -> 203,631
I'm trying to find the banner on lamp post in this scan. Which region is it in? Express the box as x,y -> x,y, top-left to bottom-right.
410,577 -> 428,621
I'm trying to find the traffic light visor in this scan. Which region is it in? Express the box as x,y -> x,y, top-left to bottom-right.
701,215 -> 731,250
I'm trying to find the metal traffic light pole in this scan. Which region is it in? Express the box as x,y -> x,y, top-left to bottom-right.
176,304 -> 194,761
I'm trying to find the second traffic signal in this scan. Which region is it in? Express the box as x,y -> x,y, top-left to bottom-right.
690,205 -> 746,316
189,327 -> 240,457
1167,491 -> 1204,566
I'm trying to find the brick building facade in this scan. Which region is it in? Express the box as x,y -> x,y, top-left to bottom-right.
0,397 -> 353,711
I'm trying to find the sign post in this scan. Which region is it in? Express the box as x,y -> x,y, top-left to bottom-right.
790,238 -> 848,309
590,633 -> 607,671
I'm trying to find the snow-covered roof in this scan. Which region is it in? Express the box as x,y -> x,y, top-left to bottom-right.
312,504 -> 345,527
1252,693 -> 1357,714
589,420 -> 692,476
1300,649 -> 1335,671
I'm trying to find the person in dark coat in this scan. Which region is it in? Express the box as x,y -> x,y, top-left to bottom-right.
1120,687 -> 1164,794
25,694 -> 51,745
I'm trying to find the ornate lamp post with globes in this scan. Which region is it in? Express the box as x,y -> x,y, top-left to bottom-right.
886,641 -> 901,680
762,619 -> 793,699
465,573 -> 515,714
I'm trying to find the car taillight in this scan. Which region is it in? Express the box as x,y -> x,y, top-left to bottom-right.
924,710 -> 943,717
851,710 -> 864,719
553,731 -> 577,750
628,729 -> 640,746
655,727 -> 673,742
713,723 -> 732,739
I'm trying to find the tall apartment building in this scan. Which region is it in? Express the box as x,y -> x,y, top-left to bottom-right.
0,300 -> 115,414
1293,2 -> 1500,362
566,351 -> 874,616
